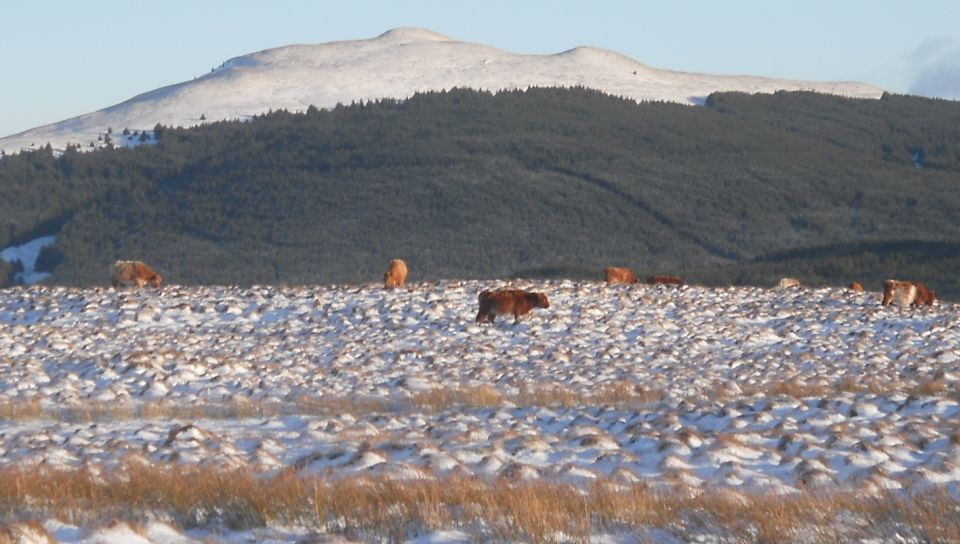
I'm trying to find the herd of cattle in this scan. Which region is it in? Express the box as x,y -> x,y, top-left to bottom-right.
109,259 -> 937,326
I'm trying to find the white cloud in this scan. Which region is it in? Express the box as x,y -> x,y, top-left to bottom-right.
907,38 -> 960,99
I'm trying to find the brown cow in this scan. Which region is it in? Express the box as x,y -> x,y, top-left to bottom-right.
882,280 -> 935,308
383,259 -> 408,288
849,281 -> 865,292
604,267 -> 637,284
915,283 -> 936,307
476,289 -> 550,325
778,277 -> 802,289
110,260 -> 161,289
647,275 -> 684,286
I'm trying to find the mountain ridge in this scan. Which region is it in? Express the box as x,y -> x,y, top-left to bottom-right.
0,27 -> 884,155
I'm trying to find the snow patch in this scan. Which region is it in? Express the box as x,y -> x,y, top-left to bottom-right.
0,234 -> 56,284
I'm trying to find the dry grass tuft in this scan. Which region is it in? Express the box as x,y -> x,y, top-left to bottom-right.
763,379 -> 833,399
0,376 -> 952,425
866,489 -> 960,543
56,403 -> 137,422
0,399 -> 43,420
0,464 -> 957,542
836,375 -> 864,393
515,380 -> 665,409
295,395 -> 393,417
752,375 -> 905,400
908,378 -> 950,397
0,381 -> 671,424
0,520 -> 54,544
516,382 -> 581,408
596,380 -> 666,405
409,385 -> 503,411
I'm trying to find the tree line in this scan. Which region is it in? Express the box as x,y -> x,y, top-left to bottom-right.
1,87 -> 959,297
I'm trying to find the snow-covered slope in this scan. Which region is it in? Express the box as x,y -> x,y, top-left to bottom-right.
0,27 -> 884,155
0,235 -> 55,284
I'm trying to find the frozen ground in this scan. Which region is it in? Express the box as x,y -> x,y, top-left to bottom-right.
1,280 -> 958,541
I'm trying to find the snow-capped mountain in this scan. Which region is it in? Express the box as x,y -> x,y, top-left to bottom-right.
0,27 -> 885,155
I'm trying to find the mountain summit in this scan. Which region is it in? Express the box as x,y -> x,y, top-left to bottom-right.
0,27 -> 884,154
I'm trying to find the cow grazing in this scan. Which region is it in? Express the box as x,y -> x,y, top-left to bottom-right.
914,283 -> 936,307
882,280 -> 935,308
647,275 -> 684,286
383,259 -> 408,288
476,289 -> 550,325
915,283 -> 936,307
849,281 -> 865,292
604,267 -> 637,284
110,260 -> 161,289
778,277 -> 802,289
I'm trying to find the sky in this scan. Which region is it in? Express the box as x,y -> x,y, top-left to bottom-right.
2,0 -> 959,138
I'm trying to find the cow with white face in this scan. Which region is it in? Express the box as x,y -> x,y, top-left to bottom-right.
882,280 -> 934,308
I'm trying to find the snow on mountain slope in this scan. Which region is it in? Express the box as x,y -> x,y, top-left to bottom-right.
0,27 -> 885,155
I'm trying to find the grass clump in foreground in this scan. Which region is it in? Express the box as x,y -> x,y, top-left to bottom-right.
0,463 -> 957,542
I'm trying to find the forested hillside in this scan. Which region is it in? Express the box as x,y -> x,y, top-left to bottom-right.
2,88 -> 959,297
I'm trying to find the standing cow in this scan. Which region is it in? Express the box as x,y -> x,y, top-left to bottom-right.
110,260 -> 161,289
882,280 -> 935,308
604,267 -> 637,284
476,288 -> 550,325
778,278 -> 802,289
383,259 -> 408,288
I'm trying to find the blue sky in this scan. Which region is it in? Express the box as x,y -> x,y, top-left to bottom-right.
2,0 -> 959,138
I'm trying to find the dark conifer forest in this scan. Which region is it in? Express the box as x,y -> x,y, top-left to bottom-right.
2,88 -> 959,297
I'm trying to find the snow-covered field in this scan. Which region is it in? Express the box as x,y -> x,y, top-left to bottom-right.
1,280 -> 958,542
0,27 -> 884,155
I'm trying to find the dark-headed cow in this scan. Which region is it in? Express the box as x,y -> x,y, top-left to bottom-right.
882,280 -> 935,308
647,275 -> 684,286
383,259 -> 408,288
476,288 -> 550,325
604,267 -> 637,284
111,260 -> 161,289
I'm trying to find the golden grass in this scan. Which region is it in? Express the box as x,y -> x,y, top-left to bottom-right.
515,379 -> 665,409
0,381 -> 667,424
744,374 -> 958,402
0,399 -> 43,420
409,384 -> 504,410
759,378 -> 862,400
0,520 -> 54,544
908,378 -> 950,397
0,375 -> 953,425
0,464 -> 957,542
